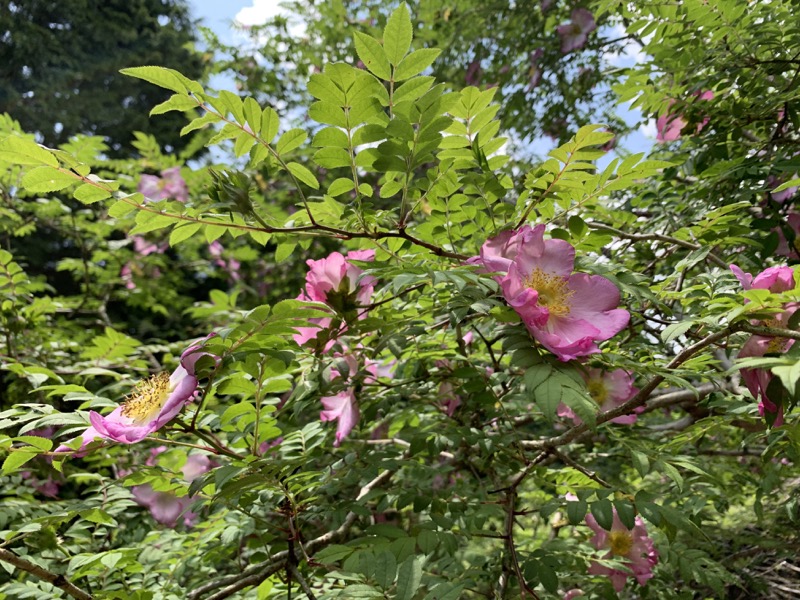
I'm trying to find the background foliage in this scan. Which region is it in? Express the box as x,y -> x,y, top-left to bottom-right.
1,1 -> 799,599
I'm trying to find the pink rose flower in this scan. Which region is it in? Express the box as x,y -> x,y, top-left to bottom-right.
557,368 -> 640,425
294,250 -> 375,346
586,509 -> 658,592
138,166 -> 189,203
656,91 -> 714,143
131,448 -> 213,527
55,337 -> 216,453
475,225 -> 629,361
731,265 -> 798,426
465,60 -> 482,86
775,213 -> 800,258
556,9 -> 596,54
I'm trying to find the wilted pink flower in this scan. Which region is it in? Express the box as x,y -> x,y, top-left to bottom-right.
438,381 -> 462,417
294,250 -> 375,346
775,213 -> 800,258
133,236 -> 166,256
586,510 -> 658,592
474,225 -> 629,361
527,49 -> 544,90
138,167 -> 189,203
208,241 -> 242,282
556,9 -> 596,54
121,263 -> 137,290
320,389 -> 359,447
21,471 -> 60,498
768,174 -> 799,203
732,265 -> 798,426
656,91 -> 714,143
319,349 -> 392,446
465,60 -> 482,86
557,368 -> 640,424
55,338 -> 216,453
131,448 -> 213,527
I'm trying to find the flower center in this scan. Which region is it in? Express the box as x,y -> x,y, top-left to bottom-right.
763,318 -> 790,354
586,378 -> 608,405
121,372 -> 171,425
524,268 -> 573,317
608,530 -> 633,556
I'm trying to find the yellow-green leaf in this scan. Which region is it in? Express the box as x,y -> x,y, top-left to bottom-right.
286,162 -> 319,189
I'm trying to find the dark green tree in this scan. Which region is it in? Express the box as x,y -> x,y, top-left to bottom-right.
0,0 -> 205,155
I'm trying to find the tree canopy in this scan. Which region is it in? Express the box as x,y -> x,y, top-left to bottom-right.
0,0 -> 205,155
1,1 -> 799,599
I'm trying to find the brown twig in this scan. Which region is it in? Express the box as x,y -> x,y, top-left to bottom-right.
0,548 -> 92,600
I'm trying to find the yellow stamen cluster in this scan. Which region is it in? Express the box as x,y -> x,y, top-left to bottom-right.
608,530 -> 634,557
587,378 -> 609,405
524,268 -> 574,317
764,318 -> 790,354
121,372 -> 171,425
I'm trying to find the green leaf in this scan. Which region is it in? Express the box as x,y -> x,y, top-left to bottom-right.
661,320 -> 694,343
79,508 -> 116,525
614,499 -> 636,530
14,436 -> 52,452
243,97 -> 263,134
395,556 -> 422,600
383,3 -> 413,66
108,198 -> 138,218
261,107 -> 279,143
312,127 -> 349,148
590,499 -> 614,530
276,129 -> 307,155
22,166 -> 76,193
73,184 -> 112,204
394,48 -> 441,81
393,76 -> 435,103
0,136 -> 58,167
373,551 -> 397,589
566,500 -> 587,525
120,66 -> 200,94
308,101 -> 348,128
150,93 -> 198,115
257,579 -> 274,599
328,178 -> 355,196
534,377 -> 563,421
181,112 -> 218,136
2,451 -> 36,475
314,544 -> 354,564
169,223 -> 203,247
417,529 -> 438,554
353,32 -> 392,80
286,162 -> 320,189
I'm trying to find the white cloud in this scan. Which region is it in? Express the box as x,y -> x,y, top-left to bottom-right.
235,0 -> 288,26
640,119 -> 658,140
235,0 -> 305,38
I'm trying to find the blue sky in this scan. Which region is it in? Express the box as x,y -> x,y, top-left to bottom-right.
189,0 -> 253,41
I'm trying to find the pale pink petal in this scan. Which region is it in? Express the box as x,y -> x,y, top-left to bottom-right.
320,389 -> 359,446
730,264 -> 753,290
